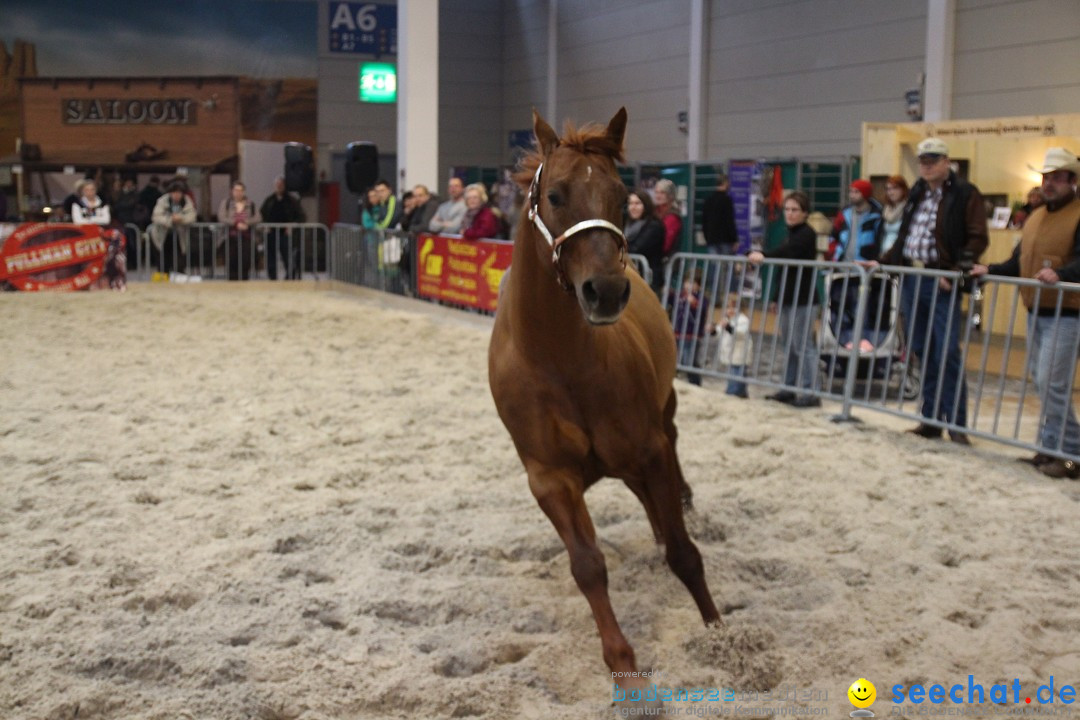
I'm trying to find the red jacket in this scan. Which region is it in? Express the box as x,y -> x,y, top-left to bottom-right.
657,205 -> 682,256
462,206 -> 500,240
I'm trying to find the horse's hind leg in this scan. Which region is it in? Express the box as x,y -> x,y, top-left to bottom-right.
625,481 -> 663,545
527,464 -> 638,675
662,390 -> 694,510
646,445 -> 722,626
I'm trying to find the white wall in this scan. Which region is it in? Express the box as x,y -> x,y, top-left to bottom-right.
501,0 -> 549,146
952,0 -> 1080,119
554,0 -> 691,162
317,0 -> 505,197
316,1 -> 398,189
438,0 -> 505,178
703,0 -> 927,160
315,0 -> 1080,184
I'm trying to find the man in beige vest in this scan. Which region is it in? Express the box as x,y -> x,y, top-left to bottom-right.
972,147 -> 1080,478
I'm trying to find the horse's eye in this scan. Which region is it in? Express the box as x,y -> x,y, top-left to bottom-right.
546,190 -> 562,207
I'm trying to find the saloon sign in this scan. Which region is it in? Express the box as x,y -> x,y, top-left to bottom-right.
0,223 -> 110,291
63,98 -> 196,125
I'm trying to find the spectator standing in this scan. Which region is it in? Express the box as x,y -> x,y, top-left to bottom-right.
260,176 -> 306,281
407,184 -> 440,233
701,174 -> 738,256
1013,187 -> 1045,228
71,179 -> 111,226
397,184 -> 440,295
429,177 -> 466,234
72,178 -> 128,289
653,178 -> 683,259
829,179 -> 884,352
360,188 -> 380,229
829,180 -> 883,263
748,191 -> 821,408
396,190 -> 416,230
879,175 -> 910,256
112,177 -> 141,226
461,183 -> 500,240
149,181 -> 196,273
671,273 -> 709,386
878,137 -> 988,444
624,188 -> 665,296
109,177 -> 143,271
719,294 -> 752,398
137,176 -> 162,229
372,179 -> 400,229
971,147 -> 1080,477
219,181 -> 262,280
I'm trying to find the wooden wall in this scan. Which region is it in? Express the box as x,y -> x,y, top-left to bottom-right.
21,77 -> 239,166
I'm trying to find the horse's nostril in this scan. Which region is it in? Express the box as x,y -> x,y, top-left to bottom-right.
620,280 -> 631,306
582,279 -> 599,306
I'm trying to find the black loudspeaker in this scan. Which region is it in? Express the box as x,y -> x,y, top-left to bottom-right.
345,142 -> 379,194
284,142 -> 314,194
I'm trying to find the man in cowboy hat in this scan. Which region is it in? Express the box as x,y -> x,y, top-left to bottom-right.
971,147 -> 1080,478
876,137 -> 989,444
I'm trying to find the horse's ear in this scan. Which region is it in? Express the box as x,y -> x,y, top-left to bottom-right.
605,107 -> 628,152
532,109 -> 559,156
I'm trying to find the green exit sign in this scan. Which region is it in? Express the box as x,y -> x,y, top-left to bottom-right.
359,63 -> 397,103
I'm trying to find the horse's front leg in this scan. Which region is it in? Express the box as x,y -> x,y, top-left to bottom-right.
526,462 -> 638,677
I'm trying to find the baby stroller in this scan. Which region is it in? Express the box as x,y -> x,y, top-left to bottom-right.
819,270 -> 920,400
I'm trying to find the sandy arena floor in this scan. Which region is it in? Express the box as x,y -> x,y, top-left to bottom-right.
2,283 -> 1079,720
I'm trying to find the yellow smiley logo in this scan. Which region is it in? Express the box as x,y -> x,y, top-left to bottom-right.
848,678 -> 876,708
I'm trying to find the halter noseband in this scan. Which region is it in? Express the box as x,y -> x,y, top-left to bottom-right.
526,162 -> 627,291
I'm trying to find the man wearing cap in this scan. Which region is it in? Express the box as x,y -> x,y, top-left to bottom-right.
971,148 -> 1080,478
878,137 -> 989,443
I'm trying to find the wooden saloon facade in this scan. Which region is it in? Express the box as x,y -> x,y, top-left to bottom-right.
11,76 -> 241,215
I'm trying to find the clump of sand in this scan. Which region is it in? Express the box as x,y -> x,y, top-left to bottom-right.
1,283 -> 1078,720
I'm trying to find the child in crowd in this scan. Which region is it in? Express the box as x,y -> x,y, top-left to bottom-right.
719,294 -> 752,398
672,274 -> 709,386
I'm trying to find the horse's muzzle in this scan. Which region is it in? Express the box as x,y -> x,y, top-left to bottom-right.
578,273 -> 631,325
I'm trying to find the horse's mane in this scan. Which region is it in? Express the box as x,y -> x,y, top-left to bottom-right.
513,120 -> 625,191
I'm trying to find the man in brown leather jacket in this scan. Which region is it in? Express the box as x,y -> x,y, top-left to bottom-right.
972,147 -> 1080,478
876,137 -> 988,444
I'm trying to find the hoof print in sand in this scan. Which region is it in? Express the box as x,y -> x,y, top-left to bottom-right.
685,624 -> 783,691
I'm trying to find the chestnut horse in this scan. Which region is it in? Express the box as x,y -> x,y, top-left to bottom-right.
488,108 -> 721,686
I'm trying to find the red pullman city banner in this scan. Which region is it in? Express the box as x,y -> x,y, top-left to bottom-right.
415,233 -> 513,311
0,223 -> 112,292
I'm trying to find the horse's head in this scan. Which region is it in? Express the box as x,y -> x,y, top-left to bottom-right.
522,108 -> 631,325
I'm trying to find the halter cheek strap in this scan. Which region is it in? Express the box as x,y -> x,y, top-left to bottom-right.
526,163 -> 628,291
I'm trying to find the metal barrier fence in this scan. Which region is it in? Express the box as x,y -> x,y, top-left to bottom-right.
253,223 -> 332,281
628,253 -> 653,287
664,252 -> 1080,464
130,222 -> 330,281
328,225 -> 411,296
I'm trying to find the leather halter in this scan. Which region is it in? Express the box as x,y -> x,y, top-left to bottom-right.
526,162 -> 627,291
